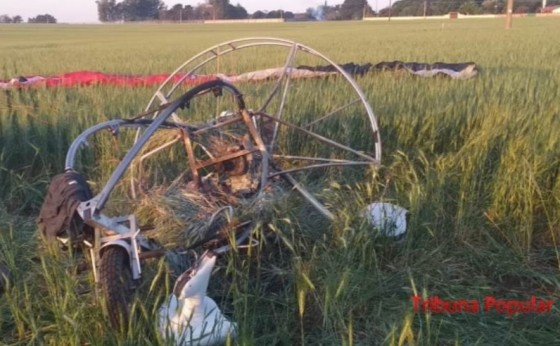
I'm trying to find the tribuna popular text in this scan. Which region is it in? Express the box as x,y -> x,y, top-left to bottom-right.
411,295 -> 554,316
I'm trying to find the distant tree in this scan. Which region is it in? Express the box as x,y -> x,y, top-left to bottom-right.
208,0 -> 227,19
194,3 -> 213,20
283,11 -> 295,19
251,10 -> 266,19
227,4 -> 248,19
204,0 -> 247,19
481,0 -> 499,13
458,0 -> 482,14
158,3 -> 170,20
28,14 -> 57,23
378,7 -> 390,16
399,5 -> 422,16
161,3 -> 184,21
432,0 -> 463,13
363,4 -> 375,16
97,0 -> 166,22
183,5 -> 195,20
340,0 -> 372,19
514,0 -> 542,13
161,4 -> 196,21
12,15 -> 23,23
96,0 -> 122,22
266,10 -> 282,18
386,0 -> 507,16
121,0 -> 163,21
0,14 -> 12,23
390,0 -> 421,15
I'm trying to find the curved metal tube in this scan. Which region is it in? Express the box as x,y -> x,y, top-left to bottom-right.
77,80 -> 245,212
65,120 -> 142,170
65,119 -> 198,170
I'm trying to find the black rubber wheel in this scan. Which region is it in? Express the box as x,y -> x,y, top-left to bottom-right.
37,170 -> 94,257
98,246 -> 133,332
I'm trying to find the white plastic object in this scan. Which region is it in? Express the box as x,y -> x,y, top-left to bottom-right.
364,202 -> 408,238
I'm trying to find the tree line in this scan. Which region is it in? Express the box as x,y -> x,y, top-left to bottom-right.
0,14 -> 57,23
382,0 -> 560,17
95,0 -> 374,22
96,0 -> 560,23
1,0 -> 558,25
96,0 -> 247,22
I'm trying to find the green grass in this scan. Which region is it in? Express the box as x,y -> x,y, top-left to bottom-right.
1,18 -> 560,345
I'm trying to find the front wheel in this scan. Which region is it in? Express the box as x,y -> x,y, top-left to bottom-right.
98,246 -> 134,332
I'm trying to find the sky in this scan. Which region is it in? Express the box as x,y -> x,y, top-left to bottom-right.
1,0 -> 391,23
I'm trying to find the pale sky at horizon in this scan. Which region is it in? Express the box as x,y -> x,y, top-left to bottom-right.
0,0 -> 391,23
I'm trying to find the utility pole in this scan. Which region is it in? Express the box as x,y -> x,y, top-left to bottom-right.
505,0 -> 513,29
423,0 -> 427,18
389,0 -> 392,21
542,0 -> 547,10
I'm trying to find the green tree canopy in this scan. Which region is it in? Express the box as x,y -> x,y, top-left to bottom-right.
28,14 -> 57,23
96,0 -> 122,22
383,0 -> 551,16
340,0 -> 372,20
0,14 -> 13,23
207,0 -> 248,19
96,0 -> 164,22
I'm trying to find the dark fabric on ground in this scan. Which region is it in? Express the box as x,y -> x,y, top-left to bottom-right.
37,171 -> 93,244
298,61 -> 479,77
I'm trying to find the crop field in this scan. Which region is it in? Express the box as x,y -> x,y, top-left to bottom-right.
1,18 -> 560,345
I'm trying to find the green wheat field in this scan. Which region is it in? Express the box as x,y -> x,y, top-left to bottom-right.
1,18 -> 560,345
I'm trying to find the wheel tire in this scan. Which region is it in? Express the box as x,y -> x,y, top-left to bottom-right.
37,171 -> 94,250
99,246 -> 133,332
